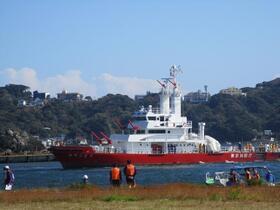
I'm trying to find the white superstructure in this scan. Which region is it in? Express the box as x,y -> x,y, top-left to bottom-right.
110,65 -> 221,154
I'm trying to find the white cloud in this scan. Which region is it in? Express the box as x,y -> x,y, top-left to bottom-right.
98,73 -> 159,97
273,74 -> 280,79
2,68 -> 39,90
1,68 -> 97,97
1,68 -> 160,98
42,70 -> 96,97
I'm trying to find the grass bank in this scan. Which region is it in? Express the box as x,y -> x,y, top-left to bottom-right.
0,184 -> 279,209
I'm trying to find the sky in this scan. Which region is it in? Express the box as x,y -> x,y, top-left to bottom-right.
0,0 -> 279,98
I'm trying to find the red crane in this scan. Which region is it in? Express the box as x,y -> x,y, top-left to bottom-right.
128,120 -> 140,131
99,132 -> 112,144
114,119 -> 125,130
90,131 -> 102,144
167,78 -> 177,88
156,80 -> 166,88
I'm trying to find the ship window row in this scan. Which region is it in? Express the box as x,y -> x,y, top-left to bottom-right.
148,129 -> 166,134
139,143 -> 149,146
134,116 -> 169,122
137,143 -> 187,147
136,130 -> 145,134
134,116 -> 146,121
128,129 -> 176,134
134,129 -> 171,134
147,116 -> 167,122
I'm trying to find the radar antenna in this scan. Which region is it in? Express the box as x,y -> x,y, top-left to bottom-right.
170,65 -> 182,78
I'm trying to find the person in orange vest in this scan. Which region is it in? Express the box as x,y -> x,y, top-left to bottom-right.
253,169 -> 260,181
245,169 -> 252,182
124,160 -> 136,188
110,163 -> 122,187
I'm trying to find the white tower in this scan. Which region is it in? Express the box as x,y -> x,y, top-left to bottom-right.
171,87 -> 181,117
204,85 -> 209,102
198,122 -> 205,140
160,83 -> 170,114
169,65 -> 182,117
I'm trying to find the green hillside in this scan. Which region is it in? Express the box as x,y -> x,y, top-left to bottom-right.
0,78 -> 279,152
182,78 -> 280,142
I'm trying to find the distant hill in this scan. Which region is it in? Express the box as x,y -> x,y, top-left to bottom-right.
0,85 -> 135,152
182,78 -> 280,143
0,78 -> 279,152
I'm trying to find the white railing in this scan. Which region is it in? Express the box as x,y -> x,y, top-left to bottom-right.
151,108 -> 160,114
185,121 -> 192,127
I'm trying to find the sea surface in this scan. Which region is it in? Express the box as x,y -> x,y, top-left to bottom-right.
1,161 -> 280,189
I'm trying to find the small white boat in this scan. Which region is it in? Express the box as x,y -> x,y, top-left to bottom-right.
205,165 -> 276,186
225,160 -> 235,163
205,171 -> 229,186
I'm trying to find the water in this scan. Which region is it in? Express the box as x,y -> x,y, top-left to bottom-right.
1,161 -> 280,189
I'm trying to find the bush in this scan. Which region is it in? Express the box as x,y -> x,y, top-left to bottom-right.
103,195 -> 138,202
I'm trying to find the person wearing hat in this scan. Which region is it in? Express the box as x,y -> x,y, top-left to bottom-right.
3,165 -> 15,191
82,174 -> 89,185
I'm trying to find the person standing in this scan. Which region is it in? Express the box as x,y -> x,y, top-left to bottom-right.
245,169 -> 251,181
110,163 -> 122,187
253,169 -> 260,181
82,175 -> 89,185
3,165 -> 14,191
124,160 -> 136,188
266,171 -> 275,186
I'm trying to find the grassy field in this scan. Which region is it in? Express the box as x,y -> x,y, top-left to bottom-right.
0,184 -> 279,210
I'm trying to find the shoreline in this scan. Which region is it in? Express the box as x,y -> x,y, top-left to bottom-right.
0,154 -> 55,163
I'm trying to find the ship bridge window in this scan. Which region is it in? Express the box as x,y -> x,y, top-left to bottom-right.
136,130 -> 145,134
148,129 -> 166,134
148,116 -> 156,121
133,116 -> 146,121
160,116 -> 164,121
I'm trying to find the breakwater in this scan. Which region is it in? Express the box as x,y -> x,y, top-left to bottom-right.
0,154 -> 55,163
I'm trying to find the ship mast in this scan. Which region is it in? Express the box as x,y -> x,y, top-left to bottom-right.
169,65 -> 182,118
158,65 -> 183,116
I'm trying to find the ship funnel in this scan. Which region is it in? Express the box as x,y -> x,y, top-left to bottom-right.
198,122 -> 205,140
160,86 -> 170,114
157,79 -> 170,114
171,87 -> 181,116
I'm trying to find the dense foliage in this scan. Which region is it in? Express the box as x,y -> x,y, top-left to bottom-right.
182,78 -> 280,143
0,78 -> 279,152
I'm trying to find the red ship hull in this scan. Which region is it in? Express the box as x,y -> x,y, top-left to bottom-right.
50,146 -> 280,169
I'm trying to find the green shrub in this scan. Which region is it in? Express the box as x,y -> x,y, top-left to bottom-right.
247,179 -> 263,186
103,195 -> 138,202
209,193 -> 222,201
227,188 -> 242,200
